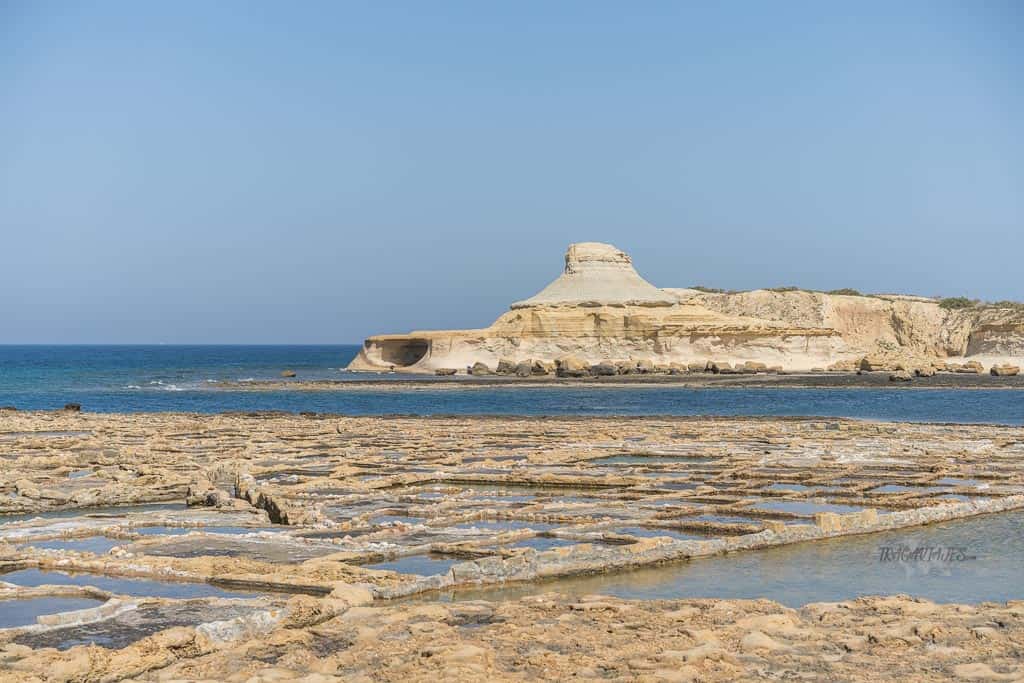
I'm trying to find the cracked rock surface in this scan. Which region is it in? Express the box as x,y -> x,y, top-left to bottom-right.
1,411 -> 1023,680
9,593 -> 1015,682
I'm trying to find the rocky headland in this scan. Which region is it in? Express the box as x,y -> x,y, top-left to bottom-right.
347,242 -> 1024,377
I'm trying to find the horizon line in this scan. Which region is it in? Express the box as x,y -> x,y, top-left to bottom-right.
0,342 -> 365,347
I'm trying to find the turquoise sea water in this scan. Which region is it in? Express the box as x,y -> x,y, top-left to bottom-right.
0,345 -> 1022,423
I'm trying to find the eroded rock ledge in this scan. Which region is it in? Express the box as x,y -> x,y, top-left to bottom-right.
4,590 -> 1024,681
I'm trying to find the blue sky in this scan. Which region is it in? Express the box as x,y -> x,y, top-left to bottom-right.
2,1 -> 1021,343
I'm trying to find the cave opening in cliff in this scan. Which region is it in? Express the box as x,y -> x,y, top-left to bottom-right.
378,338 -> 430,367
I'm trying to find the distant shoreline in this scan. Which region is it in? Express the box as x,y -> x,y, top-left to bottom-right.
210,372 -> 1024,391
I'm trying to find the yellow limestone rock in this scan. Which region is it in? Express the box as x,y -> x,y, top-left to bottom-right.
348,242 -> 1024,374
349,242 -> 849,373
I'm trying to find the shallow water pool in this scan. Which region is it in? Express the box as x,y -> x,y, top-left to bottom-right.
0,569 -> 261,600
366,554 -> 470,576
20,536 -> 123,554
0,503 -> 187,526
0,597 -> 104,629
434,510 -> 1024,606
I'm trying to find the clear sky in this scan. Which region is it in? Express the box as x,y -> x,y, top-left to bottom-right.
2,1 -> 1021,344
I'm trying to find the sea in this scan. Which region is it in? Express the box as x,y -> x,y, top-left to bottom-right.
0,345 -> 1023,423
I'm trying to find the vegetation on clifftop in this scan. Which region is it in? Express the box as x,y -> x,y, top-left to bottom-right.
938,297 -> 1024,311
687,287 -> 1023,310
691,285 -> 873,298
939,297 -> 977,310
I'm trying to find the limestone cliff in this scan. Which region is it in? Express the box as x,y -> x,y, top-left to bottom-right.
675,289 -> 1024,366
347,242 -> 1024,374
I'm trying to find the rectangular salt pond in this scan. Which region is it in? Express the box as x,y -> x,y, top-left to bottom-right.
770,481 -> 823,491
592,455 -> 716,466
936,478 -> 984,487
749,501 -> 867,516
0,569 -> 261,599
20,536 -> 123,554
365,554 -> 467,576
132,536 -> 339,564
322,500 -> 397,522
0,597 -> 105,629
430,510 -> 1024,607
132,525 -> 287,536
297,528 -> 377,540
455,483 -> 622,498
870,484 -> 951,494
466,494 -> 537,504
462,455 -> 527,463
452,520 -> 557,533
639,499 -> 705,509
683,514 -> 764,526
0,503 -> 187,526
508,536 -> 579,551
612,526 -> 713,541
13,602 -> 265,651
657,481 -> 702,491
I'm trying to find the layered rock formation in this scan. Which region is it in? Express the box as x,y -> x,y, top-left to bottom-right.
676,289 -> 1024,371
347,242 -> 1024,374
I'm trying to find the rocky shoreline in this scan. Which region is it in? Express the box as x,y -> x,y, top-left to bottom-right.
209,370 -> 1024,391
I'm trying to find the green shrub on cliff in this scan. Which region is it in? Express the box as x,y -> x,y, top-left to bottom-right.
939,297 -> 978,310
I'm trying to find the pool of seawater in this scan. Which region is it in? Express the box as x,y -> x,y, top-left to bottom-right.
592,455 -> 717,466
11,601 -> 266,651
132,525 -> 286,536
0,503 -> 187,526
19,536 -> 124,554
937,478 -> 984,487
366,554 -> 474,576
456,483 -> 621,498
431,510 -> 1024,606
0,569 -> 261,600
870,484 -> 950,494
748,501 -> 867,516
764,483 -> 837,493
685,513 -> 765,526
0,596 -> 105,629
508,536 -> 580,551
453,520 -> 557,533
612,526 -> 712,541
